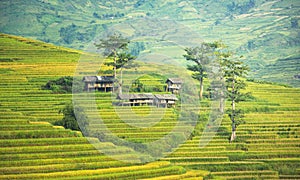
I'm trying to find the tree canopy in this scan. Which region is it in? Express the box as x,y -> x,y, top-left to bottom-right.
95,33 -> 136,94
95,33 -> 129,57
54,103 -> 88,133
221,56 -> 250,142
183,43 -> 214,99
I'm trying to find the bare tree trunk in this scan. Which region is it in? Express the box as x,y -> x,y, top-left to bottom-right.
199,77 -> 203,99
113,53 -> 117,78
230,126 -> 236,142
219,91 -> 224,113
118,68 -> 123,95
113,51 -> 117,93
230,79 -> 236,142
112,51 -> 117,92
219,98 -> 224,113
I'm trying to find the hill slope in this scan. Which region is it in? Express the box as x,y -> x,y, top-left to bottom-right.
0,34 -> 300,179
0,33 -> 210,179
1,0 -> 299,86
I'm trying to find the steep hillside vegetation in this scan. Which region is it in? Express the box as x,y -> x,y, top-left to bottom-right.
1,0 -> 299,86
252,54 -> 300,87
0,34 -> 299,179
0,34 -> 209,179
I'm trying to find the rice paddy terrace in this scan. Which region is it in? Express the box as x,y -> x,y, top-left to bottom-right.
0,33 -> 299,179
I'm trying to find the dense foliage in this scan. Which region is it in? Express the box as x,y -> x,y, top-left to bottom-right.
222,56 -> 250,142
42,76 -> 72,93
1,0 -> 299,86
42,76 -> 83,93
54,103 -> 87,132
95,33 -> 136,94
183,44 -> 213,99
0,34 -> 299,179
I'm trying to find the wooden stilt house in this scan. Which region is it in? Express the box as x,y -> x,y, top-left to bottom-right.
83,76 -> 114,92
166,78 -> 183,94
117,93 -> 178,108
117,93 -> 155,106
154,94 -> 178,108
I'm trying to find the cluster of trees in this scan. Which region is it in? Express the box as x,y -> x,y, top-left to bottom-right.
42,76 -> 73,93
93,12 -> 125,19
42,76 -> 82,93
226,0 -> 255,14
54,103 -> 87,133
59,24 -> 78,44
134,0 -> 146,8
95,33 -> 250,142
59,23 -> 95,44
55,33 -> 249,143
183,41 -> 250,142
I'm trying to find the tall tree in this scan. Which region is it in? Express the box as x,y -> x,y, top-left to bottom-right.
221,56 -> 250,142
95,33 -> 135,94
183,43 -> 213,99
95,33 -> 129,78
112,52 -> 136,94
207,41 -> 229,113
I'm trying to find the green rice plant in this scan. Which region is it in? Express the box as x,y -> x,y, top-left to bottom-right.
162,156 -> 229,163
210,170 -> 278,177
0,156 -> 117,167
0,144 -> 98,154
0,137 -> 91,147
0,33 -> 300,179
0,150 -> 101,161
0,124 -> 53,131
0,161 -> 128,175
0,161 -> 171,178
67,166 -> 185,180
0,129 -> 81,139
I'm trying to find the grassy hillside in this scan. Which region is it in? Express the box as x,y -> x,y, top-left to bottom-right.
251,54 -> 300,87
1,0 -> 299,87
0,33 -> 210,179
1,34 -> 300,179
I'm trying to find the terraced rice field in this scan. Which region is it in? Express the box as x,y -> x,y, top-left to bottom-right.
0,34 -> 207,179
162,82 -> 300,179
0,33 -> 299,179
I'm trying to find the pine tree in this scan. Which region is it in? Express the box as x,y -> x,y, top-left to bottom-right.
95,33 -> 135,94
183,43 -> 213,99
221,56 -> 250,142
95,33 -> 129,77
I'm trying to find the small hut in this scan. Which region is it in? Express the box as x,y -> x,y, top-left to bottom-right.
154,94 -> 178,108
83,76 -> 114,92
166,78 -> 183,94
117,93 -> 154,106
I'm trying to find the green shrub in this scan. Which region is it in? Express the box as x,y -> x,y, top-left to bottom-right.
54,103 -> 88,132
41,76 -> 83,93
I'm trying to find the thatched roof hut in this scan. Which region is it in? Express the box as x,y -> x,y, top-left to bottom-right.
117,93 -> 155,106
154,94 -> 178,101
82,76 -> 114,83
166,78 -> 183,94
154,94 -> 178,107
117,93 -> 154,100
83,76 -> 114,92
166,78 -> 183,84
117,93 -> 178,107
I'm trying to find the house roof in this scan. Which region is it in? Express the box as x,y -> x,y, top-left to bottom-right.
82,76 -> 97,82
154,94 -> 178,101
82,76 -> 114,82
117,93 -> 154,100
117,93 -> 178,102
166,78 -> 183,84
